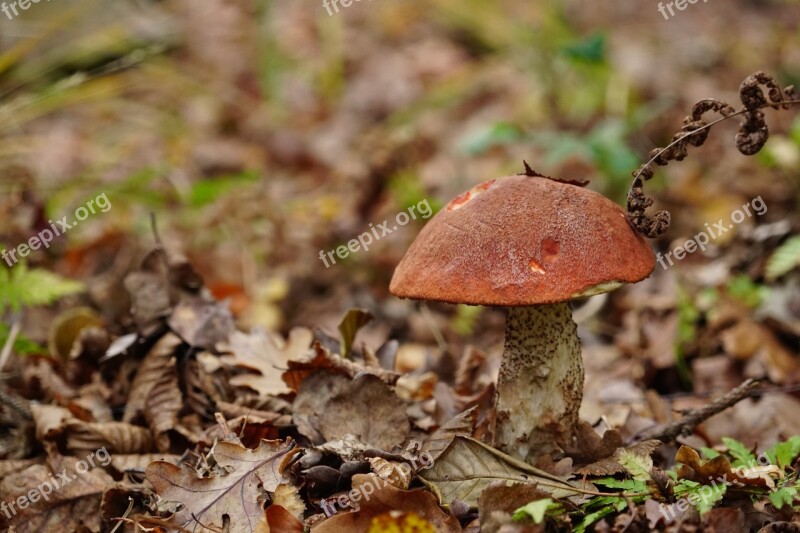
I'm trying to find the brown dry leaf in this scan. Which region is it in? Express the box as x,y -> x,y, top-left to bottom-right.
577,439 -> 662,477
272,483 -> 305,521
559,421 -> 623,464
263,504 -> 304,533
312,475 -> 461,533
0,459 -> 40,479
144,357 -> 183,452
65,420 -> 153,455
109,453 -> 181,472
293,372 -> 410,449
422,406 -> 477,461
419,436 -> 580,507
368,457 -> 412,489
29,404 -> 71,441
283,342 -> 399,392
0,454 -> 114,532
395,372 -> 438,401
22,359 -> 77,400
124,267 -> 172,334
67,386 -> 113,423
219,327 -> 313,396
675,445 -> 782,488
123,333 -> 182,423
184,355 -> 221,417
215,401 -> 286,423
145,439 -> 294,533
168,297 -> 236,350
478,481 -> 551,532
703,507 -> 747,532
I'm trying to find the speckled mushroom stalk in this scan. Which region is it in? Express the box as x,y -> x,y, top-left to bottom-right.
495,303 -> 583,460
390,173 -> 655,463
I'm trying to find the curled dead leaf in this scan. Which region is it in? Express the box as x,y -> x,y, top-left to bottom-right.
145,439 -> 294,533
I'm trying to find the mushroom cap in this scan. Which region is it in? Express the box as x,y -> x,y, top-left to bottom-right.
390,174 -> 655,306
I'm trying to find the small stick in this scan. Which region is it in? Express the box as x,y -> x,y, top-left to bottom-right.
0,311 -> 23,374
631,379 -> 762,444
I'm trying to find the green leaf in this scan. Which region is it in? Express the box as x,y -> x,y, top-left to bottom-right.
562,32 -> 606,63
769,487 -> 797,509
594,478 -> 650,493
575,497 -> 628,533
725,275 -> 769,308
723,437 -> 755,467
673,479 -> 726,515
618,449 -> 653,482
0,263 -> 84,314
586,120 -> 640,179
766,435 -> 800,467
701,447 -> 721,460
766,235 -> 800,281
187,170 -> 260,207
457,122 -> 524,155
0,323 -> 45,355
512,498 -> 560,523
451,304 -> 482,336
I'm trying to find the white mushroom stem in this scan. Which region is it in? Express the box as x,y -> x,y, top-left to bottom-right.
493,303 -> 583,462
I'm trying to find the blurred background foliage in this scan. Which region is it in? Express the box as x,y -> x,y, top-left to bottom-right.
0,0 -> 798,406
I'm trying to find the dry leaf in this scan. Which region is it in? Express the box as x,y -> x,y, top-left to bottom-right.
559,421 -> 623,464
368,457 -> 412,490
0,454 -> 113,532
65,420 -> 153,455
283,342 -> 399,393
168,297 -> 236,350
145,439 -> 294,533
109,453 -> 181,472
293,373 -> 410,449
220,327 -> 313,396
422,406 -> 477,461
263,504 -> 304,533
577,439 -> 662,477
29,404 -> 71,442
675,445 -> 782,488
478,481 -> 551,531
419,436 -> 580,507
123,333 -> 182,423
144,357 -> 182,452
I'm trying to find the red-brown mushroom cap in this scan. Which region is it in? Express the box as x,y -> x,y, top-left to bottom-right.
389,174 -> 655,306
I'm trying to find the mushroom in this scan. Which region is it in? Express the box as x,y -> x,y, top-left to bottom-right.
389,171 -> 654,462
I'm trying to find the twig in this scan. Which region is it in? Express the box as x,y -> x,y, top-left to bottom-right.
0,311 -> 23,374
631,378 -> 762,444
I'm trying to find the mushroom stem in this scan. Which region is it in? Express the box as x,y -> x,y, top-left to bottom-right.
493,303 -> 583,461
